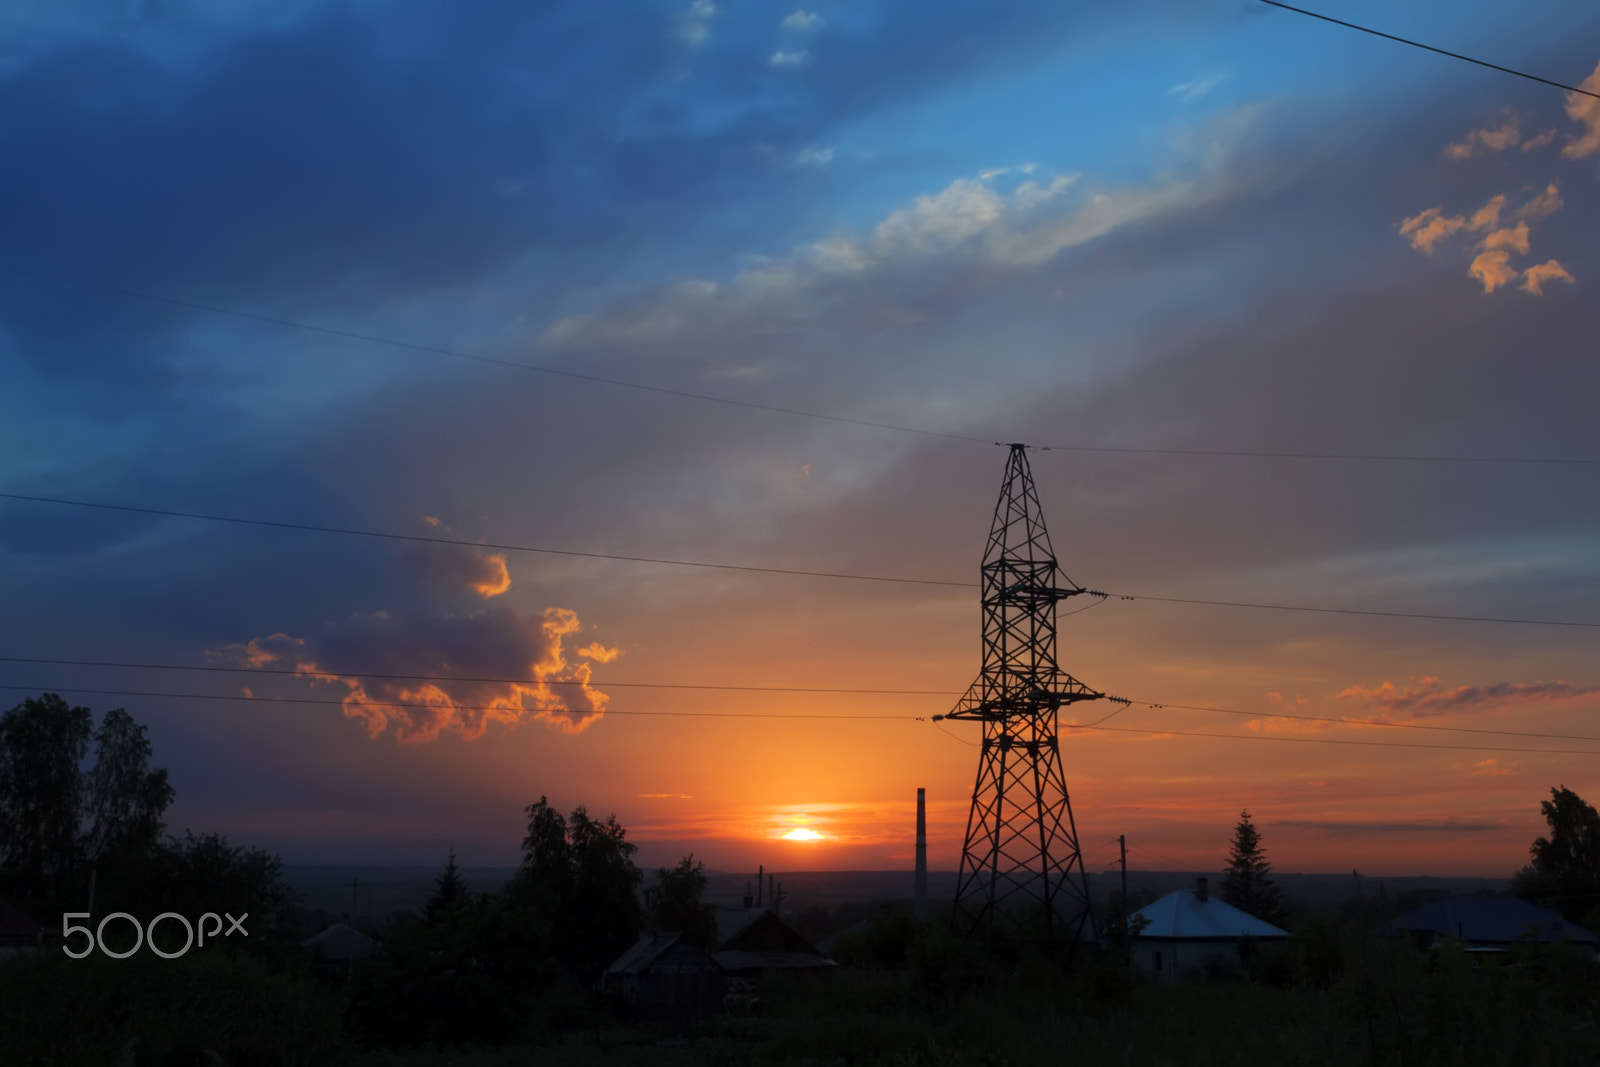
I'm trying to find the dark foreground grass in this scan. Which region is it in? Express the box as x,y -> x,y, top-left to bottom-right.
354,941 -> 1600,1067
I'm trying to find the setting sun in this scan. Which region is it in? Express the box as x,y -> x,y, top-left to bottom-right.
782,828 -> 824,842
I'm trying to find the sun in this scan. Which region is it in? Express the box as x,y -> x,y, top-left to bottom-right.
781,827 -> 824,841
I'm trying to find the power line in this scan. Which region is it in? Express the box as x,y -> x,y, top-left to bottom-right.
1080,722 -> 1600,757
0,492 -> 974,589
1108,593 -> 1600,630
0,685 -> 915,722
16,274 -> 1596,468
1129,699 -> 1600,745
0,656 -> 959,696
4,492 -> 1597,629
1258,0 -> 1600,100
7,657 -> 1597,745
11,682 -> 1600,756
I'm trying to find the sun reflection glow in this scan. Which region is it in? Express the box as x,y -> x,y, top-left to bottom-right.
781,827 -> 824,841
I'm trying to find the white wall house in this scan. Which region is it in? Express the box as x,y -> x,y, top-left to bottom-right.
1129,878 -> 1289,982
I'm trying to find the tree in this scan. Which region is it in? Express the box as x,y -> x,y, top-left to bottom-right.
425,847 -> 470,926
1220,810 -> 1288,928
644,854 -> 716,949
1512,785 -> 1600,922
0,694 -> 93,910
85,708 -> 175,869
507,796 -> 641,979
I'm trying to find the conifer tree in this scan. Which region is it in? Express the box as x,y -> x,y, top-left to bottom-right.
425,847 -> 469,925
1220,810 -> 1288,928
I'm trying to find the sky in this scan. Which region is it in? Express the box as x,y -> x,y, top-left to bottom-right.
2,0 -> 1598,882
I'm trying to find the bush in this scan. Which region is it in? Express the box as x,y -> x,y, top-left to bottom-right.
0,948 -> 349,1066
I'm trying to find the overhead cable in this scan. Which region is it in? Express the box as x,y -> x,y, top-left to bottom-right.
3,493 -> 1595,628
1258,0 -> 1600,100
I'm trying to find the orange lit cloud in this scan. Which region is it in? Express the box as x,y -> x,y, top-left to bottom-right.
405,542 -> 511,599
1398,207 -> 1467,254
1402,186 -> 1571,293
577,642 -> 623,663
1562,60 -> 1600,159
1336,676 -> 1600,718
212,606 -> 615,742
1443,113 -> 1522,159
1521,259 -> 1575,294
1467,250 -> 1519,293
1480,222 -> 1529,256
1514,183 -> 1563,222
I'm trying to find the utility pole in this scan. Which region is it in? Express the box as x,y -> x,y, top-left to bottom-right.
915,787 -> 929,921
1119,835 -> 1128,917
938,444 -> 1124,949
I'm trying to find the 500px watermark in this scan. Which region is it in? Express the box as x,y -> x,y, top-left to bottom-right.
61,912 -> 248,959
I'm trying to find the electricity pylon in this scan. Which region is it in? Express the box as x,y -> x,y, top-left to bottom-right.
936,443 -> 1119,948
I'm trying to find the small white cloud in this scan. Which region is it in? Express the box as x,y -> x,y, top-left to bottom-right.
769,48 -> 810,68
1169,74 -> 1225,103
793,144 -> 834,168
677,0 -> 718,47
781,10 -> 824,33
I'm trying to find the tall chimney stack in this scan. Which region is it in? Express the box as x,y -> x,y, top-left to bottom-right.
915,787 -> 928,921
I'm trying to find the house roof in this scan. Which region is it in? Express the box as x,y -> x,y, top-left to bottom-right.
1131,890 -> 1289,940
303,922 -> 376,960
713,906 -> 824,955
1398,895 -> 1596,946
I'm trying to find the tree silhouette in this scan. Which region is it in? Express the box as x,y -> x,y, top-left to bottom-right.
0,694 -> 92,909
85,708 -> 175,870
507,796 -> 641,978
1513,785 -> 1600,923
1220,810 -> 1288,928
645,853 -> 717,948
425,847 -> 470,926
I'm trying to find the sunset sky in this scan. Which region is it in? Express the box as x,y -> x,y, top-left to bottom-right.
2,0 -> 1598,882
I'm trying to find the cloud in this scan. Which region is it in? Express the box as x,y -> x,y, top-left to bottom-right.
781,10 -> 825,34
1521,259 -> 1575,294
1469,251 -> 1521,293
792,144 -> 834,167
541,127 -> 1263,352
1469,759 -> 1517,777
1443,113 -> 1522,159
577,642 -> 623,663
1336,676 -> 1600,718
769,48 -> 811,68
1398,207 -> 1467,254
404,544 -> 511,599
1514,183 -> 1563,222
1169,74 -> 1225,103
1561,59 -> 1600,159
1522,129 -> 1557,151
211,607 -> 618,742
1400,186 -> 1571,292
677,0 -> 718,47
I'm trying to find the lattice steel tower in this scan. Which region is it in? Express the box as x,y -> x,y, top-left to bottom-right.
938,444 -> 1113,946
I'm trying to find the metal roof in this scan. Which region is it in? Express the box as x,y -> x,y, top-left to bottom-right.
1398,895 -> 1597,946
1130,890 -> 1289,941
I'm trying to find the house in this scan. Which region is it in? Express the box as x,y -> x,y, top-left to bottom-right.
601,932 -> 725,1023
1397,895 -> 1597,954
0,897 -> 58,960
302,922 -> 376,962
712,905 -> 836,979
1128,878 -> 1289,982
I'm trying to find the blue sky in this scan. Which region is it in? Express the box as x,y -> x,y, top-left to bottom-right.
2,0 -> 1598,874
